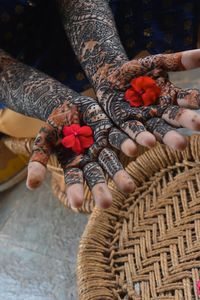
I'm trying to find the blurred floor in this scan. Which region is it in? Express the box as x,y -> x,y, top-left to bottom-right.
0,68 -> 200,300
0,175 -> 88,300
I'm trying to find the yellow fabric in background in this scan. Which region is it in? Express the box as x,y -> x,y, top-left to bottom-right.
0,108 -> 44,138
0,140 -> 27,182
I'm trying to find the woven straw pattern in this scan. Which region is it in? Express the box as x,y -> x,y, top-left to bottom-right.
77,135 -> 200,300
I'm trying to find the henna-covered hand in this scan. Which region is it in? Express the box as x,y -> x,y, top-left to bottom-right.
29,97 -> 137,209
60,0 -> 200,151
0,49 -> 136,208
108,50 -> 200,149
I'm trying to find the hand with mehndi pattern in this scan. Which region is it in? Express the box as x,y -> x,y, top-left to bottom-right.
60,0 -> 200,151
28,96 -> 137,209
105,49 -> 200,150
0,49 -> 136,209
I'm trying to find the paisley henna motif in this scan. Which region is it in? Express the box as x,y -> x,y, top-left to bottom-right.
0,50 -> 131,190
60,0 -> 200,142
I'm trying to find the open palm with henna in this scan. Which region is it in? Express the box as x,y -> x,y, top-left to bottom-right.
29,95 -> 136,209
0,49 -> 136,209
106,50 -> 200,150
60,0 -> 200,152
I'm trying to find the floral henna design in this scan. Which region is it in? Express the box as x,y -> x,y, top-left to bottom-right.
98,148 -> 123,178
121,120 -> 146,140
83,162 -> 106,190
108,128 -> 128,150
59,0 -> 127,92
109,53 -> 185,90
64,168 -> 83,186
31,126 -> 56,166
146,118 -> 175,140
30,102 -> 80,166
0,50 -> 134,197
60,0 -> 200,146
162,106 -> 184,126
177,89 -> 200,108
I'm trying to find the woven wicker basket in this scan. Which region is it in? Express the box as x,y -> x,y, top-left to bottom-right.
77,134 -> 200,300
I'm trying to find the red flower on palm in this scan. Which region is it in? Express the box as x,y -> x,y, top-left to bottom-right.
61,124 -> 94,155
124,76 -> 161,107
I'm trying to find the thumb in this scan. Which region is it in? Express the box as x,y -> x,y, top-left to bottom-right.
26,161 -> 46,189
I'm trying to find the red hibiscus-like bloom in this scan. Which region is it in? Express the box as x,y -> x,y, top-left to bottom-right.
124,76 -> 161,107
61,124 -> 94,155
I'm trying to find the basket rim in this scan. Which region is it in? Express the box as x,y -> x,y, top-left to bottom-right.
77,134 -> 200,300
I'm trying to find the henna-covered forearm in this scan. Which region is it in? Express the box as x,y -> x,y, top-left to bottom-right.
0,51 -> 136,205
0,50 -> 90,120
59,0 -> 128,92
0,50 -> 128,152
59,2 -> 200,153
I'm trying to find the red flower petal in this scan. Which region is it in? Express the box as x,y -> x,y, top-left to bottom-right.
142,90 -> 157,106
125,89 -> 140,101
78,126 -> 93,137
142,76 -> 156,88
131,76 -> 156,91
125,89 -> 143,107
62,126 -> 74,136
61,135 -> 76,148
130,78 -> 142,92
79,136 -> 94,148
70,124 -> 81,133
72,137 -> 83,155
152,84 -> 161,96
62,124 -> 94,154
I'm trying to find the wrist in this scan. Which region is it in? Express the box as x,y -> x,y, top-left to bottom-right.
93,57 -> 128,92
0,61 -> 77,121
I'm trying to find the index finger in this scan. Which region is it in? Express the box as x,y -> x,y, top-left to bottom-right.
108,49 -> 200,89
138,49 -> 200,72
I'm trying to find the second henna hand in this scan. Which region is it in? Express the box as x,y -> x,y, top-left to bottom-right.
60,0 -> 200,150
60,0 -> 157,149
0,50 -> 135,208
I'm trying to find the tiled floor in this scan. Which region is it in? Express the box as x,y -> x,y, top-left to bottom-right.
0,175 -> 88,300
0,68 -> 200,300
